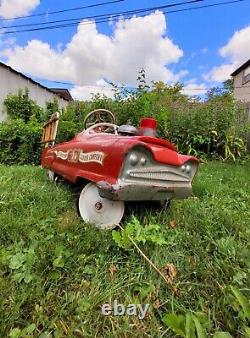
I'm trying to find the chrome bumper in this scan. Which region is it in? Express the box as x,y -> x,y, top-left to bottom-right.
97,180 -> 192,201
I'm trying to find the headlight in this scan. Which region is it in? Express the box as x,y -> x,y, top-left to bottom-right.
181,161 -> 198,179
129,154 -> 139,166
125,147 -> 151,168
181,163 -> 193,175
186,165 -> 191,174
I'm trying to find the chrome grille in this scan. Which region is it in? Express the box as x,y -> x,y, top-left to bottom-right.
128,167 -> 189,182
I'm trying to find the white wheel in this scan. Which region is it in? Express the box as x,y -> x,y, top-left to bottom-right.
78,183 -> 125,229
47,170 -> 55,181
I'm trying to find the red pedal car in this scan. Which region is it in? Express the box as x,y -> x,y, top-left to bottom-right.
41,109 -> 199,229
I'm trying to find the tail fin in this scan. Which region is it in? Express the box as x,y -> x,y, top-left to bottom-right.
41,112 -> 60,148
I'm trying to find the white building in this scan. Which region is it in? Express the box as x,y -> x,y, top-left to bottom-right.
231,59 -> 250,118
231,59 -> 250,149
0,61 -> 72,122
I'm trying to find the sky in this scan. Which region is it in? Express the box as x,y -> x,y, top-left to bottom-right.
0,0 -> 249,100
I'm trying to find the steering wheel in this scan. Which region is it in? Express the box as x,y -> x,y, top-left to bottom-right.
84,123 -> 118,135
83,109 -> 116,129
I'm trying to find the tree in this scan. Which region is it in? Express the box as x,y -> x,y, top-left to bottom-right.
223,78 -> 234,93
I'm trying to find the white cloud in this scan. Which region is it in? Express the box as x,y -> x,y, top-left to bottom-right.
206,25 -> 250,82
71,80 -> 115,101
204,63 -> 236,82
182,79 -> 207,96
219,26 -> 250,62
0,0 -> 40,19
2,11 -> 186,94
3,39 -> 75,81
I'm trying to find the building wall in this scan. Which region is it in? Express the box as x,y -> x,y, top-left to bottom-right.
233,68 -> 250,150
0,66 -> 68,122
233,70 -> 250,103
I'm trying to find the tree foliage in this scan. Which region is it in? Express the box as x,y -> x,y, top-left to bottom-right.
4,88 -> 44,123
0,89 -> 60,164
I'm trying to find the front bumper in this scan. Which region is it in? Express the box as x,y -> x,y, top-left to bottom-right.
97,180 -> 192,201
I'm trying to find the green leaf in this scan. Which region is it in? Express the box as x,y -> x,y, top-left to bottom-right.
22,323 -> 36,335
38,332 -> 52,338
83,265 -> 94,275
230,286 -> 250,320
25,248 -> 36,266
9,253 -> 25,270
192,315 -> 207,338
13,272 -> 24,283
53,256 -> 65,268
54,245 -> 65,256
112,226 -> 132,249
24,272 -> 33,284
194,311 -> 210,329
244,327 -> 250,337
213,332 -> 233,338
9,328 -> 21,338
134,284 -> 155,300
162,313 -> 186,337
185,313 -> 195,338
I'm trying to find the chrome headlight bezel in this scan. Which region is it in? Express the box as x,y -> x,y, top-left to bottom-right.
129,153 -> 139,166
181,160 -> 198,179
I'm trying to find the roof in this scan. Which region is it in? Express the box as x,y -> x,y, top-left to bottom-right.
50,88 -> 73,101
0,61 -> 71,101
231,59 -> 250,77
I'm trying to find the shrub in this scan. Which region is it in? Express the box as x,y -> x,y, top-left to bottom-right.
167,97 -> 248,159
56,102 -> 89,142
0,119 -> 42,165
0,90 -> 65,165
67,79 -> 248,160
4,88 -> 44,123
89,79 -> 249,160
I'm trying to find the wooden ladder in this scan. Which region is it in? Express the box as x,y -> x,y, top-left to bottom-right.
41,112 -> 60,147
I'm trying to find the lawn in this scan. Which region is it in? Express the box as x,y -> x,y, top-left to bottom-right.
0,161 -> 249,337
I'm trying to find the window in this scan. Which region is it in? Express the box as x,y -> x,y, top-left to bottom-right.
243,65 -> 250,84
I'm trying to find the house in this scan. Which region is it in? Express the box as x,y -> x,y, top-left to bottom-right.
50,88 -> 73,101
0,61 -> 73,122
231,59 -> 250,118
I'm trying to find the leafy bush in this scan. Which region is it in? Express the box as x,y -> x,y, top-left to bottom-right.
43,97 -> 60,122
75,78 -> 249,160
167,97 -> 248,159
0,90 -> 65,165
112,216 -> 167,249
0,119 -> 42,165
4,88 -> 44,123
56,101 -> 89,142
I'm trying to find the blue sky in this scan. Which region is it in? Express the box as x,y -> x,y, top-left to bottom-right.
0,0 -> 250,99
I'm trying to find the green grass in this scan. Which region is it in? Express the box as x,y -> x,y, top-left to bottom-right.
0,161 -> 249,337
